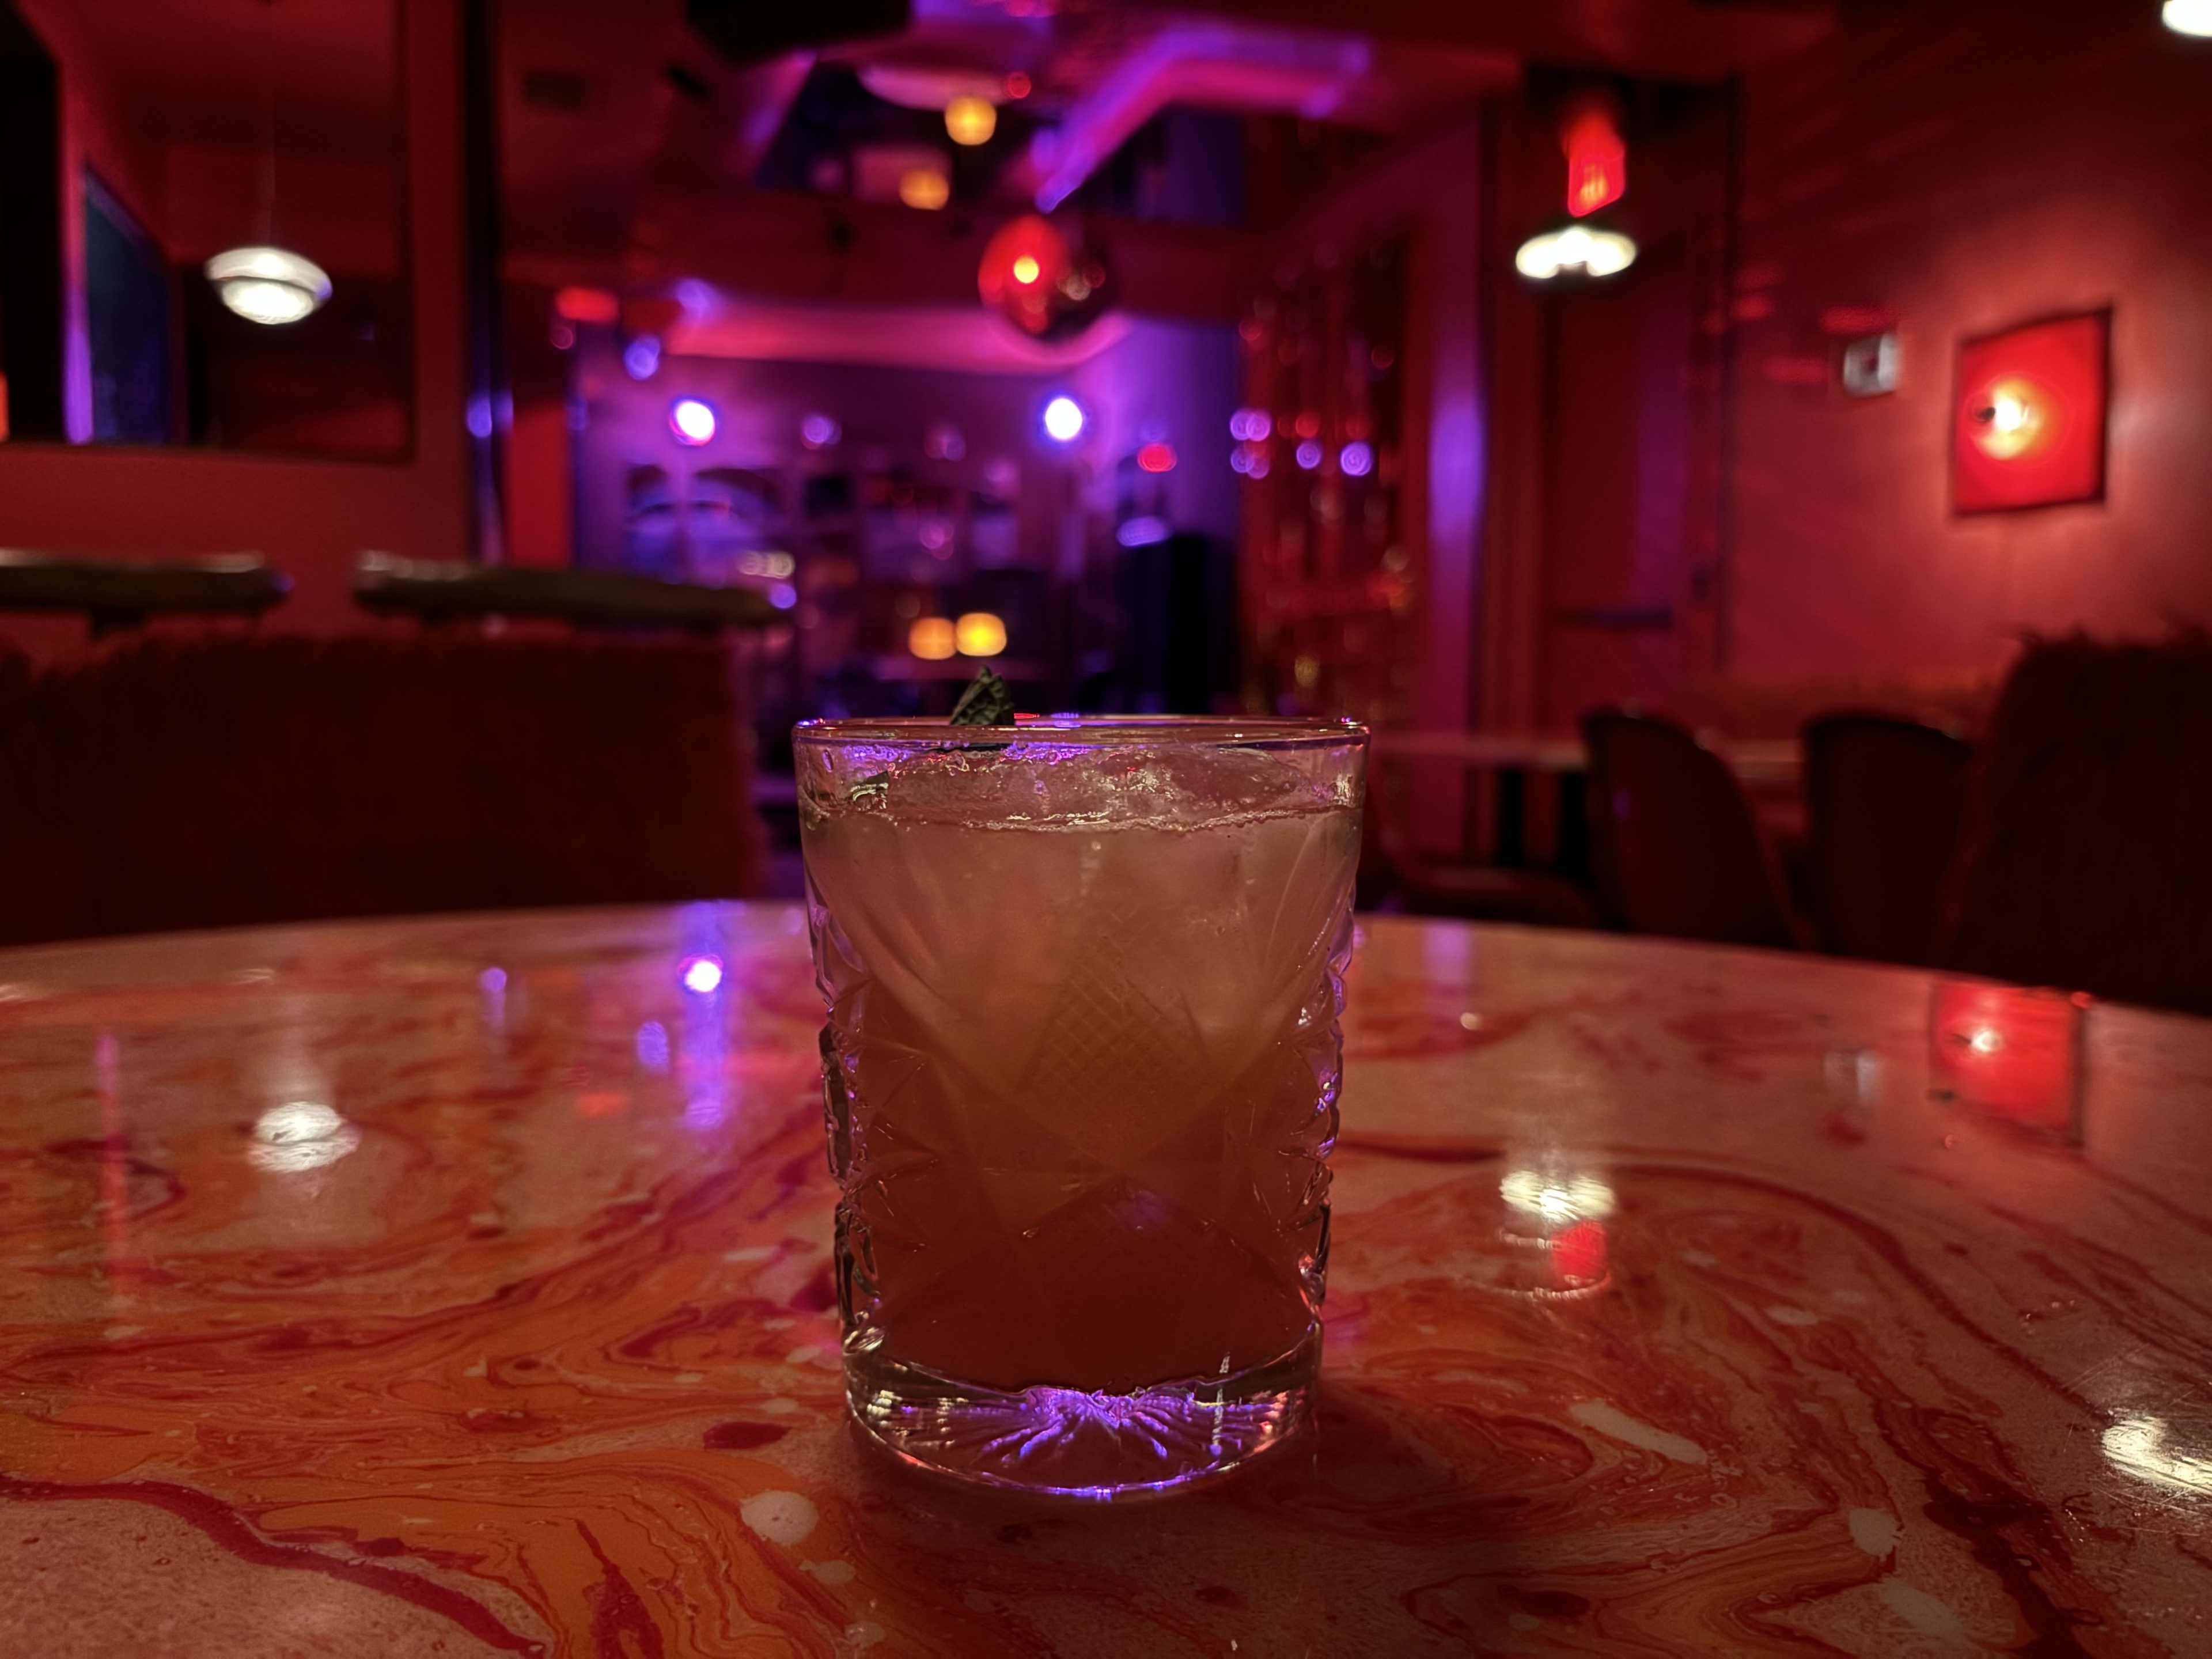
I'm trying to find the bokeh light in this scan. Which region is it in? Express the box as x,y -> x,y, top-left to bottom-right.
1043,395 -> 1085,442
909,617 -> 956,660
945,94 -> 998,146
2166,0 -> 2212,36
955,612 -> 1007,657
669,397 -> 716,445
899,167 -> 950,210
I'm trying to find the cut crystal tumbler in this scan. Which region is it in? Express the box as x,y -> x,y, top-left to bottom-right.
796,717 -> 1365,1496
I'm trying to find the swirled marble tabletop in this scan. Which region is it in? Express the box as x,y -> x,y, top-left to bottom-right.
4,903 -> 2212,1656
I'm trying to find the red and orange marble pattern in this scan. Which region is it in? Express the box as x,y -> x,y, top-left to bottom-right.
5,905 -> 2212,1655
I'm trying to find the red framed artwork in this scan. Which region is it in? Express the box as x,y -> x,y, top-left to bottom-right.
1951,310 -> 2109,514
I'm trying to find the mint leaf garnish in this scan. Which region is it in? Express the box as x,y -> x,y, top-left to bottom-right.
949,666 -> 1014,726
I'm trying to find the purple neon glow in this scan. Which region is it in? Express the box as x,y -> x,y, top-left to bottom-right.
769,582 -> 798,609
1229,406 -> 1271,441
478,967 -> 507,993
669,397 -> 716,445
1295,439 -> 1323,470
1339,440 -> 1374,477
623,336 -> 661,380
800,412 -> 840,449
859,1370 -> 1304,1499
679,955 -> 725,995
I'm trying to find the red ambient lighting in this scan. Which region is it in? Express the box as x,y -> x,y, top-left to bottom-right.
553,286 -> 620,325
1136,442 -> 1177,474
978,215 -> 1071,337
1952,311 -> 2109,514
1562,103 -> 1626,218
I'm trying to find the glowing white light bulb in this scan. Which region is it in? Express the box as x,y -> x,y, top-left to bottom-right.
1042,395 -> 1085,442
204,245 -> 331,324
2165,0 -> 2212,37
1514,224 -> 1638,281
669,397 -> 716,445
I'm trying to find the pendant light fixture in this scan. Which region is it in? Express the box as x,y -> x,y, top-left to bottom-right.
204,0 -> 330,325
1516,91 -> 1637,284
2166,0 -> 2212,37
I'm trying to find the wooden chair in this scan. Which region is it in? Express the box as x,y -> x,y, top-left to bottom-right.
1802,713 -> 1972,964
0,634 -> 766,946
1935,634 -> 2212,1015
1581,710 -> 1801,948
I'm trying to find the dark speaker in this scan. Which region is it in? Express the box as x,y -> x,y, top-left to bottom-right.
1116,533 -> 1239,715
685,0 -> 910,67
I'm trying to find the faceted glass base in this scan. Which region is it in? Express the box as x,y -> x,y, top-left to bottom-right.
846,1328 -> 1320,1499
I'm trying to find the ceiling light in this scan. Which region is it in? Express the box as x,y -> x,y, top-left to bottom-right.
1041,394 -> 1085,443
1514,223 -> 1637,281
898,167 -> 950,210
204,245 -> 330,325
2165,0 -> 2212,36
210,3 -> 328,326
909,617 -> 956,660
669,397 -> 716,445
945,94 -> 997,147
955,612 -> 1007,657
1561,97 -> 1626,218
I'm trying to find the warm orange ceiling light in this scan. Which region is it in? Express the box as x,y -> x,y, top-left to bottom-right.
909,617 -> 956,660
955,612 -> 1007,657
945,94 -> 997,146
899,168 -> 950,211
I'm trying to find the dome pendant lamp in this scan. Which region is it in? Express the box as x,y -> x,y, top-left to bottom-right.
205,0 -> 329,325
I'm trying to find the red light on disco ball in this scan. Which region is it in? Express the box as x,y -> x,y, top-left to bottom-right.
979,214 -> 1111,340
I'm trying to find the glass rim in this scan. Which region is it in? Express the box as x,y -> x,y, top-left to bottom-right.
793,714 -> 1369,750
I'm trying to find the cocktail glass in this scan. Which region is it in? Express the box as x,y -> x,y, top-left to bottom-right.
795,716 -> 1366,1497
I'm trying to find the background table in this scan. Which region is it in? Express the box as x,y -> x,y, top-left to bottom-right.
3,904 -> 2211,1655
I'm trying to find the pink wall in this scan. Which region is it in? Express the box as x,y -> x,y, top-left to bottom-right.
1727,0 -> 2212,684
0,0 -> 470,655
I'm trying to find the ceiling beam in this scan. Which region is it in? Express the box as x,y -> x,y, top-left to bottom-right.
513,187 -> 1271,323
1164,0 -> 1833,84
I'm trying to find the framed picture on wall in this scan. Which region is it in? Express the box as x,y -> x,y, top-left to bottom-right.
1951,310 -> 2110,514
